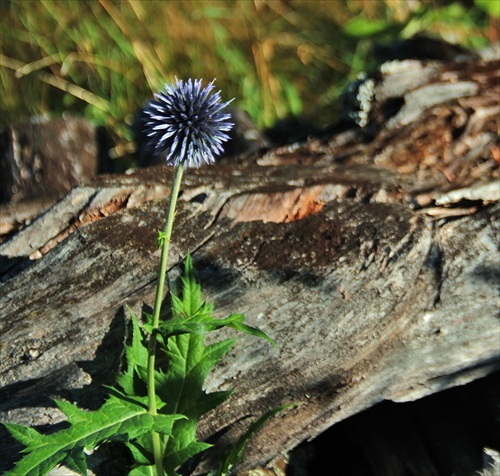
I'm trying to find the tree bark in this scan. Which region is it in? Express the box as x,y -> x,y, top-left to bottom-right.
0,56 -> 498,474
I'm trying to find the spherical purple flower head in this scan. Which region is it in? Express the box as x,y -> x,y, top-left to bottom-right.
144,78 -> 233,168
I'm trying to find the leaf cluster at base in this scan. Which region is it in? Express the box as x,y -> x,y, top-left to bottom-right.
3,254 -> 278,476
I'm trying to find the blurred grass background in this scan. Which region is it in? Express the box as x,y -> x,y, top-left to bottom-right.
0,0 -> 497,156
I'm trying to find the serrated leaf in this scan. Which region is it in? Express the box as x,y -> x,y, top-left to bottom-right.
4,393 -> 185,476
162,254 -> 277,346
177,253 -> 202,316
123,253 -> 277,474
116,309 -> 149,396
158,254 -> 278,447
212,403 -> 299,476
128,465 -> 156,476
157,336 -> 235,414
126,439 -> 154,467
158,312 -> 278,348
128,464 -> 156,476
126,440 -> 157,476
155,333 -> 234,473
163,432 -> 212,476
140,254 -> 236,473
3,424 -> 41,447
222,313 -> 278,348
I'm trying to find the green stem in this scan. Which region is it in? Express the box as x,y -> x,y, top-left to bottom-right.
147,165 -> 184,476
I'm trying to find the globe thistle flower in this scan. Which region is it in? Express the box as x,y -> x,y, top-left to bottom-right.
144,78 -> 233,168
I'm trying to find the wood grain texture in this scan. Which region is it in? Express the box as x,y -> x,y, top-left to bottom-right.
0,57 -> 498,474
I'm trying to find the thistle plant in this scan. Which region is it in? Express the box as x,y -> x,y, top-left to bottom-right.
142,78 -> 234,476
3,79 -> 282,476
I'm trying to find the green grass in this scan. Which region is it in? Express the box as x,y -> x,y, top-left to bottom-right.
0,0 -> 492,153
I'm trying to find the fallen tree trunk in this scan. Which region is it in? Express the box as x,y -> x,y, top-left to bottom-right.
0,56 -> 499,475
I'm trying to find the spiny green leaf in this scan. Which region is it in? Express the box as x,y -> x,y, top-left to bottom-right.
126,440 -> 158,476
157,336 -> 235,414
4,394 -> 185,476
3,424 -> 41,448
211,403 -> 299,476
178,253 -> 202,316
116,308 -> 149,396
163,432 -> 212,476
126,439 -> 154,467
163,254 -> 277,346
157,312 -> 278,348
120,253 -> 278,474
222,313 -> 278,348
128,464 -> 156,476
154,333 -> 234,473
144,255 -> 237,473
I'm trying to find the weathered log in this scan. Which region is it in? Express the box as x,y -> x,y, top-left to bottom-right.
0,116 -> 99,203
0,56 -> 498,474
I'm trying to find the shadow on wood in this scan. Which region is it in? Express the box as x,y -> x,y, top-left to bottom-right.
0,54 -> 498,475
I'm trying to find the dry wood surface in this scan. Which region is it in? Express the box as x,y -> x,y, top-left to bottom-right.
0,55 -> 499,475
